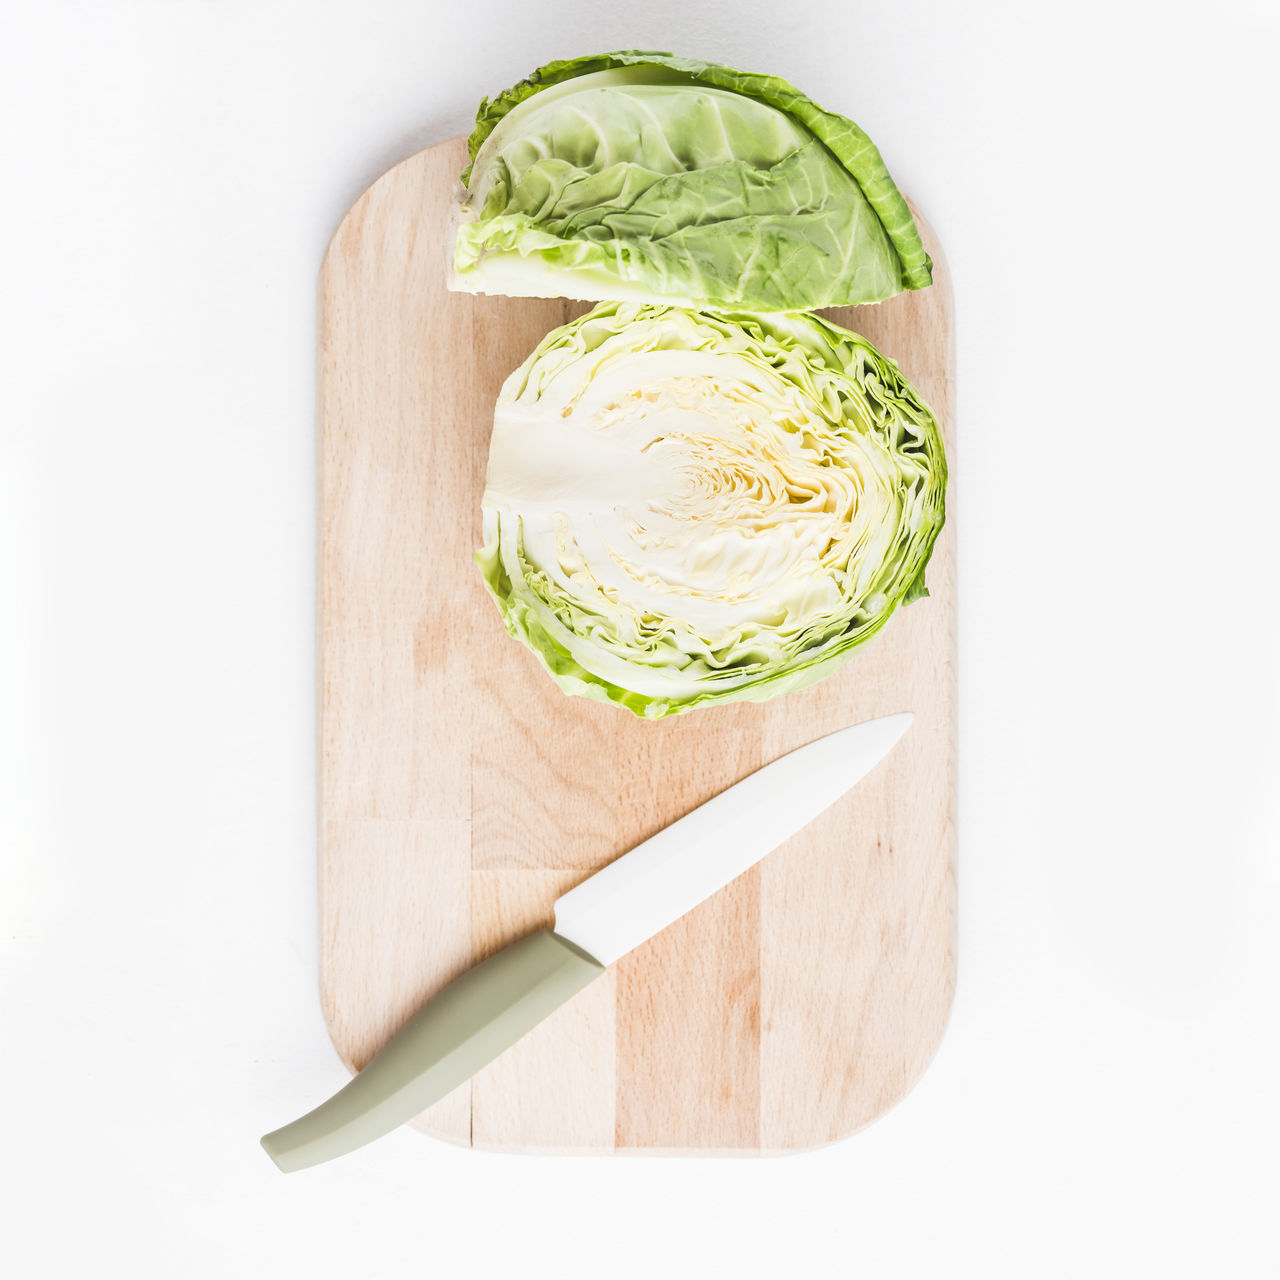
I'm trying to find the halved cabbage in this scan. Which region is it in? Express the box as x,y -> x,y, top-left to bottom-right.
452,51 -> 931,313
478,302 -> 946,718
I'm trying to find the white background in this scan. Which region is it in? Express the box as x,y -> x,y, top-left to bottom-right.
3,2 -> 1278,1276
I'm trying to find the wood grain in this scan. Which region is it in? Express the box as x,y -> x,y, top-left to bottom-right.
319,136 -> 956,1155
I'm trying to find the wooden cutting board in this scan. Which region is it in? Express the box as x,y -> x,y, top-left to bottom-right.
319,136 -> 955,1154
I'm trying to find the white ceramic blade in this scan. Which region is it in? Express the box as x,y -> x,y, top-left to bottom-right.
553,712 -> 913,966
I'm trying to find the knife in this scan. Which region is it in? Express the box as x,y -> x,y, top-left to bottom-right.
261,711 -> 913,1171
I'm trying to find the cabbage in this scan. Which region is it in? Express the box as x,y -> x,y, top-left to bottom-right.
451,51 -> 932,313
478,302 -> 946,718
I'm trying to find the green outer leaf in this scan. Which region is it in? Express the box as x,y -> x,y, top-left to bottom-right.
477,302 -> 947,720
461,50 -> 932,297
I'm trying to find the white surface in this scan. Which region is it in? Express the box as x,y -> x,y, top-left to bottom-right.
2,2 -> 1278,1277
555,715 -> 913,965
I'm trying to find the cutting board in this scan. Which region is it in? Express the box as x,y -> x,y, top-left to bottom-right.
319,136 -> 955,1154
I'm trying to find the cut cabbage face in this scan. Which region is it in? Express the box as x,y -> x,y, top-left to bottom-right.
451,50 -> 932,313
478,303 -> 946,718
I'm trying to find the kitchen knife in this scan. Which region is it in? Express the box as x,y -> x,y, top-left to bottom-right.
261,711 -> 913,1172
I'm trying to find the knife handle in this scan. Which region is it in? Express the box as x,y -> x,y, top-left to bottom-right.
260,929 -> 605,1172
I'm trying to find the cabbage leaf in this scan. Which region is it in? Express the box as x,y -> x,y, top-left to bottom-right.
452,51 -> 932,313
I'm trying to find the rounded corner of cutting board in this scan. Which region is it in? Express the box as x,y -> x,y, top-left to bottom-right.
314,984 -> 372,1094
318,135 -> 957,1156
322,136 -> 469,278
903,198 -> 952,296
318,982 -> 475,1152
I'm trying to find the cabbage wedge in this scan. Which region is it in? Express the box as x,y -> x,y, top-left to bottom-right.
478,303 -> 946,718
452,51 -> 931,313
